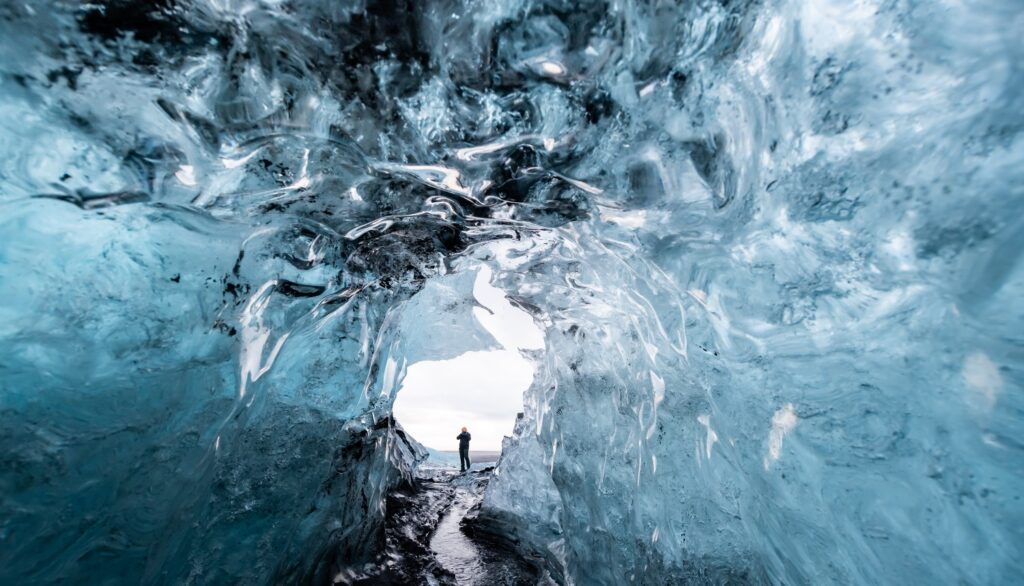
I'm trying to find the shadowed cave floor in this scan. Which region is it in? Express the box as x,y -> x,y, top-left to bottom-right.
344,465 -> 545,586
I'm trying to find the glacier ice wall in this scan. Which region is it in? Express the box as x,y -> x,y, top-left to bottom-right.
0,200 -> 431,583
474,1 -> 1024,583
1,0 -> 1022,584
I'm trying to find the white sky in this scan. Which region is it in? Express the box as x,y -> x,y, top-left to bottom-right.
393,267 -> 544,451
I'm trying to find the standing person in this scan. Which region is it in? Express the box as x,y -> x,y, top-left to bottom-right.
457,427 -> 471,473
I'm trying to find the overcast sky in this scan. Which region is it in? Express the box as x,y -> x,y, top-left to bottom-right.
393,268 -> 544,451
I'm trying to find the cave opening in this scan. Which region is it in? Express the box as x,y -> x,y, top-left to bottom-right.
392,266 -> 545,465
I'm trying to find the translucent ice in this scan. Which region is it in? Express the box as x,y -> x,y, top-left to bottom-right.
1,0 -> 1021,584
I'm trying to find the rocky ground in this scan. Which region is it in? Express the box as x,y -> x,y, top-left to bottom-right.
342,464 -> 543,586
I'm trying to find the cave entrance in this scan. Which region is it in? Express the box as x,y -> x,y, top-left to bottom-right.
392,266 -> 544,468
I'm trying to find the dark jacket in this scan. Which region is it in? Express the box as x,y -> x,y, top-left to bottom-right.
457,431 -> 471,450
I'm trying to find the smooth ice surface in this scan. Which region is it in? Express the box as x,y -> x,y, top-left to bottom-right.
1,0 -> 1022,584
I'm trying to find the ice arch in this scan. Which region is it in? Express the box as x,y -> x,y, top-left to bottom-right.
1,0 -> 1022,584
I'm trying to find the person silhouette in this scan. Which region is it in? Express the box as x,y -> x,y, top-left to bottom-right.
456,427 -> 471,472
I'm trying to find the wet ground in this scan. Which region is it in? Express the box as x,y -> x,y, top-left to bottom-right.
344,463 -> 540,586
429,469 -> 538,585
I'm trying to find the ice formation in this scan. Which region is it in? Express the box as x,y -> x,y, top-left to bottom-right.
1,0 -> 1021,584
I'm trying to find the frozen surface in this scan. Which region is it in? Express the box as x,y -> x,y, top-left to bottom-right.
1,0 -> 1022,584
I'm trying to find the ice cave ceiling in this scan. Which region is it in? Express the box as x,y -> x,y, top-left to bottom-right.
0,0 -> 1021,584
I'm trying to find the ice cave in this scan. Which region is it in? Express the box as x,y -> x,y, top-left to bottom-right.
0,0 -> 1021,584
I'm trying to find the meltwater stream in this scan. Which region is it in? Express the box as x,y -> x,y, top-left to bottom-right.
428,470 -> 538,586
431,489 -> 484,583
1,1 -> 1022,584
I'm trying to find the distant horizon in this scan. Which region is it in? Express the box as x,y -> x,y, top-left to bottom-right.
393,267 -> 543,451
393,349 -> 529,450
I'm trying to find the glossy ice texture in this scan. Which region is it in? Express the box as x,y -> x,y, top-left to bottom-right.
0,0 -> 1021,584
